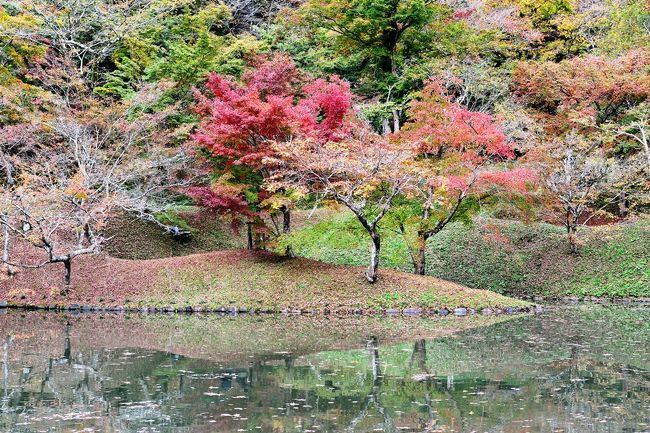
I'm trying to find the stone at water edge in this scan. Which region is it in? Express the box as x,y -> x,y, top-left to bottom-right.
454,308 -> 467,316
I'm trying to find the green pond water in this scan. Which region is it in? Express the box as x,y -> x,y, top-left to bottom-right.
0,305 -> 648,432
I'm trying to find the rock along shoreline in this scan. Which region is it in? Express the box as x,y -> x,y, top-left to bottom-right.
0,301 -> 542,317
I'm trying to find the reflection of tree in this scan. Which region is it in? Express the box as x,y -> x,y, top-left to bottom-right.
1,335 -> 33,418
346,336 -> 390,432
409,339 -> 428,374
346,337 -> 438,433
1,309 -> 649,433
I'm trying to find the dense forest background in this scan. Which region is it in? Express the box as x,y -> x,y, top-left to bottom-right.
1,0 -> 648,291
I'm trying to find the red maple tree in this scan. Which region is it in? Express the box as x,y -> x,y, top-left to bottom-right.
394,79 -> 536,274
190,54 -> 353,247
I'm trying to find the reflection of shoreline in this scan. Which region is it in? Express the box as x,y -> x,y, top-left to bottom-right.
0,310 -> 521,366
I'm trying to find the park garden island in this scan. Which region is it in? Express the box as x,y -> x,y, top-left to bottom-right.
0,2 -> 649,432
0,0 -> 648,312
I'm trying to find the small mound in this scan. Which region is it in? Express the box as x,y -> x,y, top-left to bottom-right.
0,249 -> 529,312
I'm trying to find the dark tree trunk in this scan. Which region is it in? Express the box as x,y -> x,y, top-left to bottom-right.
62,259 -> 72,293
281,207 -> 291,234
246,222 -> 253,250
281,207 -> 293,257
566,215 -> 579,254
366,231 -> 381,283
415,245 -> 426,275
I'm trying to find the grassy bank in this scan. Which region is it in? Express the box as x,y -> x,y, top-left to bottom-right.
284,212 -> 650,298
104,209 -> 245,259
0,250 -> 529,313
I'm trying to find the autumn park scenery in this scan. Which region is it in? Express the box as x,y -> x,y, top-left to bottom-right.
0,0 -> 648,432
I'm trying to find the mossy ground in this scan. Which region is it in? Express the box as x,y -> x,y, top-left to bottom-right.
99,207 -> 648,299
283,211 -> 650,298
103,208 -> 245,259
141,250 -> 529,312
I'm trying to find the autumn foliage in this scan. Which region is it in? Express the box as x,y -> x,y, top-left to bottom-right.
189,55 -> 353,244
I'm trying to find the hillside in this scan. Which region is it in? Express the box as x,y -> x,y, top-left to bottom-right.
285,212 -> 650,299
101,209 -> 649,299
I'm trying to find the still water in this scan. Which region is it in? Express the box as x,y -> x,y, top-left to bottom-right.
0,306 -> 648,433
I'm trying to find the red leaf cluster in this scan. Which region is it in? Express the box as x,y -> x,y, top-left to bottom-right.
190,54 -> 355,220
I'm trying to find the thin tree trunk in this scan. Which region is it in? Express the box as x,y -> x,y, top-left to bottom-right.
2,218 -> 15,276
0,153 -> 15,186
414,206 -> 432,276
382,118 -> 391,136
281,207 -> 291,234
366,231 -> 381,283
246,222 -> 253,250
566,215 -> 579,254
618,190 -> 628,218
415,235 -> 427,276
63,259 -> 72,292
281,207 -> 293,257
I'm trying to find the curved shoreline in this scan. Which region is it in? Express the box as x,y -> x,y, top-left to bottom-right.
0,301 -> 540,316
4,295 -> 649,317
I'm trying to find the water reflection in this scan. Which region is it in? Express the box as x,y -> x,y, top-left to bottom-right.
0,306 -> 648,432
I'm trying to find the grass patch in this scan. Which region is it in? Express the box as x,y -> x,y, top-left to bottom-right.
284,211 -> 650,298
137,251 -> 529,311
104,207 -> 244,259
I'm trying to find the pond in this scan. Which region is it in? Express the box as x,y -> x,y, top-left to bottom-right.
0,305 -> 648,433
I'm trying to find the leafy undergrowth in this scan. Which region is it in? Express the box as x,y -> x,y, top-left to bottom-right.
0,249 -> 528,312
284,212 -> 650,298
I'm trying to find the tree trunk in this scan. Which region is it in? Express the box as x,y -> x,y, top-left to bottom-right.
414,231 -> 429,276
566,216 -> 579,254
281,207 -> 293,258
2,218 -> 15,276
618,190 -> 628,218
246,222 -> 253,250
62,259 -> 72,293
392,109 -> 400,133
366,231 -> 381,283
382,118 -> 391,136
281,206 -> 291,234
0,153 -> 15,186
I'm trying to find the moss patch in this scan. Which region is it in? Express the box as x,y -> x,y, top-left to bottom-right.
104,208 -> 244,259
142,251 -> 529,311
284,211 -> 650,298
